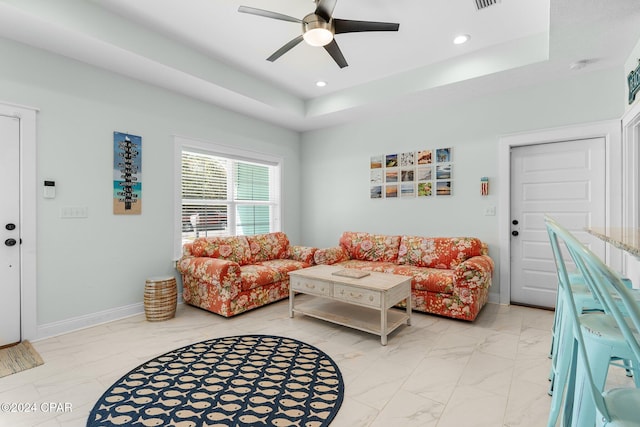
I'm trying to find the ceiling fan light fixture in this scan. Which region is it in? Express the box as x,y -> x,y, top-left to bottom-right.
303,27 -> 333,46
238,4 -> 399,67
302,13 -> 333,46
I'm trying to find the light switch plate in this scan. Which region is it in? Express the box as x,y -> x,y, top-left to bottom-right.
60,206 -> 88,218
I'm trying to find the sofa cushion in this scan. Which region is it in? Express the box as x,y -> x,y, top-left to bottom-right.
334,261 -> 455,294
314,246 -> 349,265
288,245 -> 317,264
339,232 -> 401,262
246,232 -> 290,262
398,236 -> 484,269
239,265 -> 283,291
391,265 -> 455,294
256,259 -> 311,274
189,236 -> 252,265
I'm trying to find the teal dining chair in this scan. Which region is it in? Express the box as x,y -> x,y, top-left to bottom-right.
545,216 -> 640,427
546,217 -> 638,397
547,268 -> 636,396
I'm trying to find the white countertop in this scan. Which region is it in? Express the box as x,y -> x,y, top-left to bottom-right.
586,227 -> 640,258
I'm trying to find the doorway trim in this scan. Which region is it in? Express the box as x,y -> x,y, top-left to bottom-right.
621,101 -> 640,283
622,101 -> 640,229
498,120 -> 622,305
0,101 -> 37,341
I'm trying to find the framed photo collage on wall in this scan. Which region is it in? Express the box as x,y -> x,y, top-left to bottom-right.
370,148 -> 452,199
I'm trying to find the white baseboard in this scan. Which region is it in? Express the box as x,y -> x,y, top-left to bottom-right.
488,292 -> 501,305
35,294 -> 183,341
35,302 -> 144,341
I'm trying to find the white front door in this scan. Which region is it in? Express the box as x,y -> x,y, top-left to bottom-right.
1,114 -> 21,346
510,138 -> 606,308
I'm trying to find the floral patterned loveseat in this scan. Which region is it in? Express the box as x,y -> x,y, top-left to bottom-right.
177,232 -> 316,317
314,232 -> 494,321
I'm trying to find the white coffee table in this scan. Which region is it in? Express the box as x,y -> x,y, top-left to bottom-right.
288,265 -> 412,345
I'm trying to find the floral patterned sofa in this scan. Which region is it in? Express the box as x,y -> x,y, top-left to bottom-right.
314,232 -> 494,321
177,232 -> 317,317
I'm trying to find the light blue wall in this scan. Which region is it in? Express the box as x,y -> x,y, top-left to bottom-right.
300,67 -> 625,303
0,38 -> 301,326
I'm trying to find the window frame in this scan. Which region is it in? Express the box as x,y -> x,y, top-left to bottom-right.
173,136 -> 283,260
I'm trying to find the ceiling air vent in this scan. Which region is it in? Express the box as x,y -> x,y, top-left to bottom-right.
475,0 -> 500,10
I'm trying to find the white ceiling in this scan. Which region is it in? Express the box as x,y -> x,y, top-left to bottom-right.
0,0 -> 639,131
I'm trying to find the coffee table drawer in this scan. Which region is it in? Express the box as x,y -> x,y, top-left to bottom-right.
334,284 -> 381,308
290,277 -> 332,297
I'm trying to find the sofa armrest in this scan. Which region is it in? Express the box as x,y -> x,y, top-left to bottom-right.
314,246 -> 350,265
177,256 -> 241,299
453,255 -> 495,295
288,245 -> 317,264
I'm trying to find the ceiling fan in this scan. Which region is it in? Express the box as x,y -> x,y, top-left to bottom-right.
238,0 -> 400,68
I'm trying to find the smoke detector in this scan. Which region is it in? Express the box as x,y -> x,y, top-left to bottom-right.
569,59 -> 596,70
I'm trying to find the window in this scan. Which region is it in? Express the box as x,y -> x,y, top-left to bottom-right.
174,137 -> 282,256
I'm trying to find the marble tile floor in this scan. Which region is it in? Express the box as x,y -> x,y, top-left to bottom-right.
0,298 -> 626,427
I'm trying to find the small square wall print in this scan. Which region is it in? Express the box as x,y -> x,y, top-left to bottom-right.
401,169 -> 415,182
418,150 -> 432,164
370,169 -> 383,185
385,185 -> 398,198
370,186 -> 382,199
437,181 -> 452,196
436,148 -> 451,162
436,164 -> 452,180
418,182 -> 432,197
401,183 -> 415,198
386,154 -> 398,168
113,131 -> 142,215
371,155 -> 383,169
400,152 -> 415,166
386,170 -> 398,183
417,166 -> 432,181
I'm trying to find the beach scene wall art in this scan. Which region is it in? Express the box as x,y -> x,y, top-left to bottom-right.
113,131 -> 142,215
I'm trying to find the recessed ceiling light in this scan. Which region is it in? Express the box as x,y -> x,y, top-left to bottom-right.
453,34 -> 470,45
316,81 -> 327,87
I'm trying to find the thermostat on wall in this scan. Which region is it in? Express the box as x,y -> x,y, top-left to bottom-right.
44,180 -> 55,199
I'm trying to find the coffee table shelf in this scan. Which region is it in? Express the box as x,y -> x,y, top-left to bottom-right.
293,298 -> 410,338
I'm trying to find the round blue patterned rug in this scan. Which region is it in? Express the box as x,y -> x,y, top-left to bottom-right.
87,335 -> 344,427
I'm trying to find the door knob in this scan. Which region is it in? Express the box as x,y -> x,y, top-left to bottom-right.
5,223 -> 15,230
5,238 -> 17,246
512,231 -> 519,236
512,220 -> 519,225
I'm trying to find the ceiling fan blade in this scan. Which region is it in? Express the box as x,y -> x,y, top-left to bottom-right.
267,35 -> 304,62
324,40 -> 348,68
315,0 -> 337,22
238,6 -> 302,24
333,19 -> 399,34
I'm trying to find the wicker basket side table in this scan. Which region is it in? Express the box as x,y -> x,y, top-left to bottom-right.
144,276 -> 177,321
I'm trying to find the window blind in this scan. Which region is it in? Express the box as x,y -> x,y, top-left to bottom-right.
181,149 -> 277,241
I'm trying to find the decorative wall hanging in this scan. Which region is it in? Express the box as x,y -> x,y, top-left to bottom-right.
371,147 -> 452,199
628,59 -> 640,105
113,131 -> 142,215
481,176 -> 489,196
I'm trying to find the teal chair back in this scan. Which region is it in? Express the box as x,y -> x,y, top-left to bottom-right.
545,216 -> 640,424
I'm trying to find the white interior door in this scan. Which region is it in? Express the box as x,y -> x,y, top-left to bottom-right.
510,138 -> 606,308
1,114 -> 21,346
